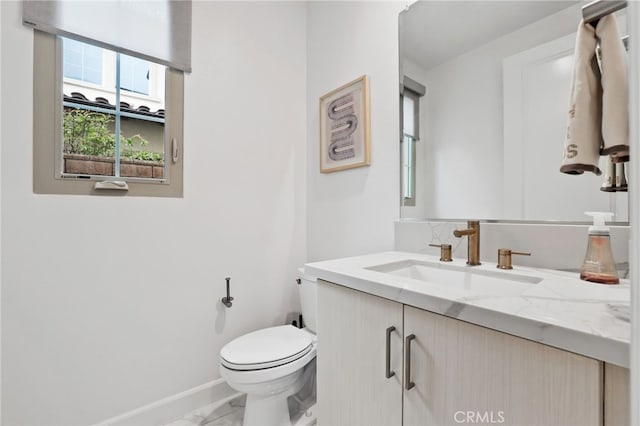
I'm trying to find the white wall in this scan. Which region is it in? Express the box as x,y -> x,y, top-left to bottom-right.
0,1 -> 307,424
0,2 -> 3,423
306,1 -> 405,262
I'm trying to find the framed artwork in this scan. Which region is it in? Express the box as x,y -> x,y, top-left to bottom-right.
319,75 -> 370,173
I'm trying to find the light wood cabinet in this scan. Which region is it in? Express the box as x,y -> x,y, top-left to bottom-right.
318,279 -> 628,426
317,280 -> 403,425
403,305 -> 601,425
604,363 -> 630,426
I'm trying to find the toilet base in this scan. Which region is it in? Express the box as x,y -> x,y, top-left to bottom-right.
224,368 -> 305,426
244,392 -> 291,426
240,367 -> 309,426
225,358 -> 316,426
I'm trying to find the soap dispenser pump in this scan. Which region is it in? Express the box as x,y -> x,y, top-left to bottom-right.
580,212 -> 619,284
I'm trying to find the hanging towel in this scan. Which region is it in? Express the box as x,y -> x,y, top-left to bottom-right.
561,20 -> 603,175
596,14 -> 629,163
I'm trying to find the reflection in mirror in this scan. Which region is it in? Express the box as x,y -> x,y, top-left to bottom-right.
399,1 -> 629,222
401,76 -> 426,207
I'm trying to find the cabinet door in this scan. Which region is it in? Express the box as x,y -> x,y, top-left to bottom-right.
317,280 -> 403,426
604,363 -> 630,426
403,306 -> 602,426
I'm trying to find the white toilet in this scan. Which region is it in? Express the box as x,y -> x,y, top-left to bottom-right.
220,268 -> 317,426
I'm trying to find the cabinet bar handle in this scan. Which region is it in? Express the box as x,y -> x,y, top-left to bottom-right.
405,334 -> 416,390
385,326 -> 396,378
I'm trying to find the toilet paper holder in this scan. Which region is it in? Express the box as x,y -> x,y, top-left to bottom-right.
221,277 -> 234,308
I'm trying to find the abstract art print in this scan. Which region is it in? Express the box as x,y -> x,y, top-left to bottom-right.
319,75 -> 370,173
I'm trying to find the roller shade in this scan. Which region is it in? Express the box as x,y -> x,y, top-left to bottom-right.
23,0 -> 192,72
401,76 -> 425,140
403,92 -> 419,140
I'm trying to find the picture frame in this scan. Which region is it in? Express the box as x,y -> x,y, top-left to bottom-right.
319,75 -> 370,173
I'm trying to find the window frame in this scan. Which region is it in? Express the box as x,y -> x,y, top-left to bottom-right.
400,76 -> 425,208
401,134 -> 417,207
33,30 -> 184,197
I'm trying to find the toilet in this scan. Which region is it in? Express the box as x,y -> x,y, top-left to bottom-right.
220,268 -> 317,426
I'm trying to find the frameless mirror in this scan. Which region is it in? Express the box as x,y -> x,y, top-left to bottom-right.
399,1 -> 629,222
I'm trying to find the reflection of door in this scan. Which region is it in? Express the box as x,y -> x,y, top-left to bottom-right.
503,33 -> 628,221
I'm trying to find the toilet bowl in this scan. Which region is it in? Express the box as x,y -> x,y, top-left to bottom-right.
219,269 -> 317,426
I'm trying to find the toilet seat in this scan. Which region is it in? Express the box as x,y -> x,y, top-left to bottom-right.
221,325 -> 313,371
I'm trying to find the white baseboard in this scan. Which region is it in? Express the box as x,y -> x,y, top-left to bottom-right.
94,378 -> 237,426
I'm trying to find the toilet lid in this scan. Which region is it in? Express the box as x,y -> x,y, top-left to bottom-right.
220,325 -> 313,371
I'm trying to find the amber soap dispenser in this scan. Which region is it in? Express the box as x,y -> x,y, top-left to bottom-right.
580,212 -> 619,284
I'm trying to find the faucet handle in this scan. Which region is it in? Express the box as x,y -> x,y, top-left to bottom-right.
497,249 -> 531,270
429,244 -> 453,262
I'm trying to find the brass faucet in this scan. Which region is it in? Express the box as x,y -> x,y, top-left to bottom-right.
453,220 -> 481,265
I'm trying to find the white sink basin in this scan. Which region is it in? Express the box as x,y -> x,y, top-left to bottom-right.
366,259 -> 542,296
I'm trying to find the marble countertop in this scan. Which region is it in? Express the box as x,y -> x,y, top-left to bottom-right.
305,251 -> 631,368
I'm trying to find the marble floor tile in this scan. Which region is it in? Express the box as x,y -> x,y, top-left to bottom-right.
164,394 -> 245,426
164,391 -> 317,426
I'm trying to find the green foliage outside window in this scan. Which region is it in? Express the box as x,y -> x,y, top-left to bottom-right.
63,108 -> 163,162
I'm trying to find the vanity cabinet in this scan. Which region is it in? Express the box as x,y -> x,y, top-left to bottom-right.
403,305 -> 600,426
604,363 -> 630,426
317,279 -> 624,426
316,280 -> 403,425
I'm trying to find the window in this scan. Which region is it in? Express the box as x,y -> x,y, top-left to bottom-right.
61,37 -> 165,179
63,38 -> 102,84
402,133 -> 416,206
120,55 -> 150,95
401,77 -> 425,207
34,31 -> 184,197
